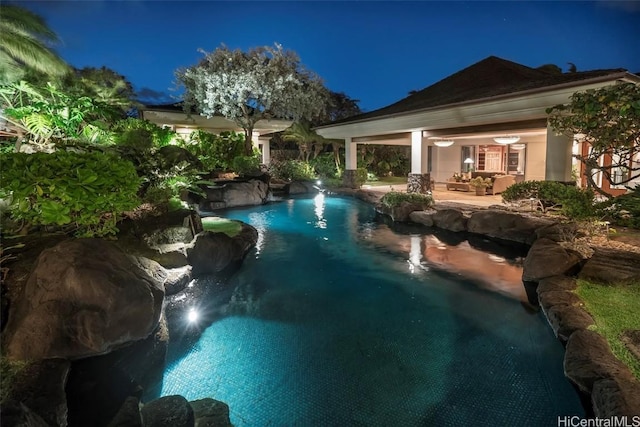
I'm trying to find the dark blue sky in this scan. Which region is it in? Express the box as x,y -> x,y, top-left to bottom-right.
14,0 -> 640,111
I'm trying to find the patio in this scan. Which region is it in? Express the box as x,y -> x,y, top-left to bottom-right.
362,182 -> 505,208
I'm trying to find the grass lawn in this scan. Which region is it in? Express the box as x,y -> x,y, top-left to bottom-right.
201,217 -> 242,237
365,176 -> 407,187
576,279 -> 640,380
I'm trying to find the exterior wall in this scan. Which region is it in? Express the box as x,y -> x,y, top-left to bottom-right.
525,138 -> 547,181
433,146 -> 461,182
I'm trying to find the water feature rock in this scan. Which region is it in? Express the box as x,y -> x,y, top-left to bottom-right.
564,330 -> 636,394
432,209 -> 467,232
545,305 -> 594,342
141,395 -> 194,427
1,358 -> 70,427
189,398 -> 232,427
538,290 -> 582,312
165,266 -> 193,296
203,179 -> 269,209
467,210 -> 554,244
187,224 -> 258,277
592,376 -> 640,417
288,180 -> 318,194
0,401 -> 50,427
107,396 -> 142,427
3,238 -> 165,360
522,238 -> 582,282
536,275 -> 578,294
409,210 -> 435,227
535,222 -> 581,242
578,247 -> 640,286
377,202 -> 430,222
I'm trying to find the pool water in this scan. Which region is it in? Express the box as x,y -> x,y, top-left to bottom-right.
160,195 -> 584,425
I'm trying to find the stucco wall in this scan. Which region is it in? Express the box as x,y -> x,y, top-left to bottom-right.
525,138 -> 547,181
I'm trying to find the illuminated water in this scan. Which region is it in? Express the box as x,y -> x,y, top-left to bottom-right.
160,195 -> 584,425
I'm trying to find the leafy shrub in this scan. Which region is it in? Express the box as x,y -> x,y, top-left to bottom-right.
596,185 -> 640,228
381,191 -> 434,208
502,180 -> 596,219
310,153 -> 338,179
355,168 -> 368,187
181,130 -> 245,172
1,151 -> 140,236
112,118 -> 175,148
231,155 -> 262,176
269,160 -> 316,181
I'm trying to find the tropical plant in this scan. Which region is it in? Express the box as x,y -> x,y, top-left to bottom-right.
0,5 -> 69,84
282,120 -> 327,161
470,177 -> 492,188
547,82 -> 640,198
231,155 -> 262,177
1,80 -> 115,151
269,160 -> 316,181
177,43 -> 329,155
112,117 -> 175,148
60,66 -> 139,116
1,151 -> 140,236
181,130 -> 245,171
311,152 -> 340,179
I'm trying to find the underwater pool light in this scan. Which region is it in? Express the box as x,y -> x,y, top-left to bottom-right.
187,308 -> 199,323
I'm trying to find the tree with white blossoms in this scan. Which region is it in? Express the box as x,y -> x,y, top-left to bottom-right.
177,43 -> 329,156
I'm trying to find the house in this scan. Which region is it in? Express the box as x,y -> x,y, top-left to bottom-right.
139,102 -> 293,165
314,56 -> 640,195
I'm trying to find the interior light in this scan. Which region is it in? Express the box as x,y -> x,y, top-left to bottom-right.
434,140 -> 455,147
493,135 -> 521,145
511,143 -> 526,150
463,158 -> 475,164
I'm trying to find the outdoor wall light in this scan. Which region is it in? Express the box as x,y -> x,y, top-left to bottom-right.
434,140 -> 455,147
493,135 -> 521,144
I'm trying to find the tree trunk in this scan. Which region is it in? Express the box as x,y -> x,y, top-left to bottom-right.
243,127 -> 254,156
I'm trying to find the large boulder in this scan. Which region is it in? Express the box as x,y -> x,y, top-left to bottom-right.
409,210 -> 435,227
467,210 -> 554,245
203,179 -> 269,209
187,224 -> 259,277
376,202 -> 430,223
190,398 -> 232,427
0,358 -> 70,427
592,376 -> 640,417
288,181 -> 318,195
564,330 -> 636,394
578,247 -> 640,286
141,395 -> 194,427
522,238 -> 582,282
3,239 -> 165,360
431,209 -> 467,232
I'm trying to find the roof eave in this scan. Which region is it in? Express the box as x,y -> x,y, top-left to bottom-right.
314,71 -> 639,130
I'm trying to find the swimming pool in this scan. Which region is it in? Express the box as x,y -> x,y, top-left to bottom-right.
160,195 -> 584,425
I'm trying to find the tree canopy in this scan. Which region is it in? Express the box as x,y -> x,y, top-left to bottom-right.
547,82 -> 640,197
0,4 -> 69,84
176,43 -> 329,155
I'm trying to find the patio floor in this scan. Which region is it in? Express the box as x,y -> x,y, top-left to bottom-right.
362,182 -> 505,208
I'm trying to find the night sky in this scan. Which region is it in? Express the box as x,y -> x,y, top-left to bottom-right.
12,0 -> 640,111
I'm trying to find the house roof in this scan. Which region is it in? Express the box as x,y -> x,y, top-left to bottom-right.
321,56 -> 631,127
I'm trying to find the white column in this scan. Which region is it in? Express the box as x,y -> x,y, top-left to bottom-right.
345,137 -> 357,170
545,123 -> 573,181
259,138 -> 271,165
251,131 -> 260,153
410,131 -> 423,174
